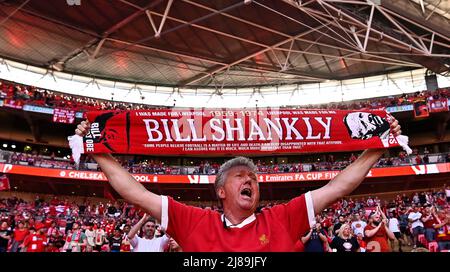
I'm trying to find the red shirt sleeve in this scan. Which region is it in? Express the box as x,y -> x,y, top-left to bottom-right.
165,197 -> 210,247
268,193 -> 314,241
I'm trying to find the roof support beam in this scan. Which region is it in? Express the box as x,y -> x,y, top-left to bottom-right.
363,4 -> 375,52
0,0 -> 30,27
318,1 -> 430,54
375,5 -> 428,53
145,0 -> 174,38
180,23 -> 334,86
56,1 -> 165,65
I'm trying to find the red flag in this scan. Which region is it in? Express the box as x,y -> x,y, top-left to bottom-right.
103,184 -> 116,201
0,175 -> 10,191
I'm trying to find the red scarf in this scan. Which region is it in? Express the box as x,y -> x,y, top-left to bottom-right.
66,230 -> 82,243
70,109 -> 411,161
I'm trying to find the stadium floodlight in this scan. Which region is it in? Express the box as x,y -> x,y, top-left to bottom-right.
2,144 -> 7,148
11,145 -> 16,149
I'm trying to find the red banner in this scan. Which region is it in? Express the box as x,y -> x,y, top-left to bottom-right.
79,109 -> 406,156
0,175 -> 10,191
428,99 -> 449,113
0,163 -> 448,183
53,108 -> 75,124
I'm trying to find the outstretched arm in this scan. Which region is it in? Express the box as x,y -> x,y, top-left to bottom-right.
77,121 -> 162,222
311,120 -> 401,215
311,149 -> 384,215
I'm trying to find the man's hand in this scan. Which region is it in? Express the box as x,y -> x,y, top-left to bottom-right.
140,213 -> 152,223
390,118 -> 401,137
75,120 -> 90,137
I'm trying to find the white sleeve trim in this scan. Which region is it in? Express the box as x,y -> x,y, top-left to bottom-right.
305,191 -> 316,228
161,195 -> 168,231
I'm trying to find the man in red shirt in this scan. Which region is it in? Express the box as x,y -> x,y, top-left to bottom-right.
364,209 -> 395,252
422,206 -> 438,242
433,210 -> 450,251
75,119 -> 402,251
22,224 -> 47,252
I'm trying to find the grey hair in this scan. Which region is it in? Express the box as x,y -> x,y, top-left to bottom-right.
214,156 -> 257,193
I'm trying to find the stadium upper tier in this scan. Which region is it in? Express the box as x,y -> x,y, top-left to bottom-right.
0,0 -> 449,88
0,58 -> 449,108
0,66 -> 448,112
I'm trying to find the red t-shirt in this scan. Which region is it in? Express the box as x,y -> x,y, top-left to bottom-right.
423,215 -> 437,229
105,224 -> 115,235
166,193 -> 313,252
436,224 -> 450,241
23,234 -> 47,252
14,229 -> 29,242
364,224 -> 391,252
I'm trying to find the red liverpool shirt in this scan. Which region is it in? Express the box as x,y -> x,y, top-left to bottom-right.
163,192 -> 315,252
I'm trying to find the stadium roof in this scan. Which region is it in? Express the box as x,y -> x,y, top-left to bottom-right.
0,0 -> 449,89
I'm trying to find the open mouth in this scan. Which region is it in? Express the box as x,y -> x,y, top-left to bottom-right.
240,188 -> 252,198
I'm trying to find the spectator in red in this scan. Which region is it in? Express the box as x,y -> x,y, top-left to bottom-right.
364,207 -> 395,252
73,119 -> 404,252
356,233 -> 366,252
434,210 -> 450,251
422,206 -> 438,242
22,224 -> 47,252
415,155 -> 423,165
46,228 -> 63,252
10,221 -> 29,252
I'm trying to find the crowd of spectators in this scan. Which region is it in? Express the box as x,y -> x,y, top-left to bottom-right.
0,80 -> 168,112
1,148 -> 447,175
0,186 -> 448,252
292,88 -> 449,111
1,79 -> 449,112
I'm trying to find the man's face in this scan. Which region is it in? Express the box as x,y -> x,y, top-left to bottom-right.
218,166 -> 260,214
372,213 -> 381,225
344,112 -> 389,140
123,225 -> 130,233
339,216 -> 346,223
143,221 -> 155,238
